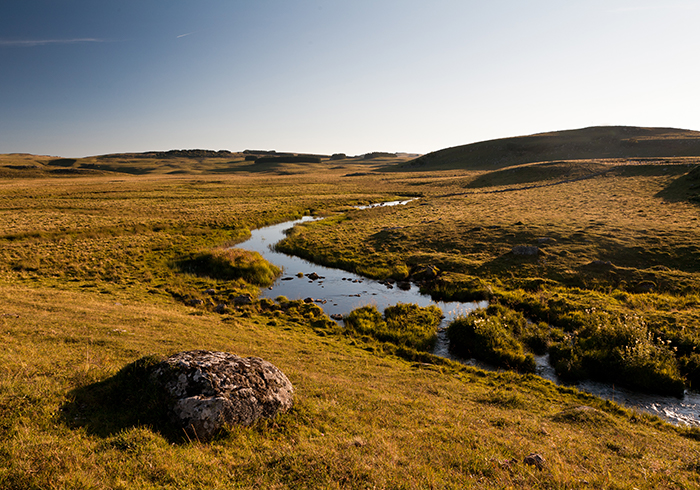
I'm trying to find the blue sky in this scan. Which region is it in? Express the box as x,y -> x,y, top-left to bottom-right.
1,1 -> 699,157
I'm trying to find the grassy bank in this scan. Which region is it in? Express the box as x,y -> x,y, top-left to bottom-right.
1,159 -> 700,488
276,158 -> 700,394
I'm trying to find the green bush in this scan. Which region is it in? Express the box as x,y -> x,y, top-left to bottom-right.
344,303 -> 442,351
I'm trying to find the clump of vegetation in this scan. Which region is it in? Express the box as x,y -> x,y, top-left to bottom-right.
447,304 -> 536,372
549,311 -> 685,396
344,303 -> 443,351
179,248 -> 281,287
552,406 -> 617,427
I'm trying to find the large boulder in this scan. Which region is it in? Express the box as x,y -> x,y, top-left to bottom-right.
149,350 -> 294,441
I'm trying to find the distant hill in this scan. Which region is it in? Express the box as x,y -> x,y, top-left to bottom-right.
401,126 -> 700,170
0,149 -> 415,177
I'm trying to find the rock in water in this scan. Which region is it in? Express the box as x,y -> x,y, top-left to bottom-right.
150,350 -> 294,441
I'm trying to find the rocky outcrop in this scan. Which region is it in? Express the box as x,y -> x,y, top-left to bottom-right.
149,350 -> 294,441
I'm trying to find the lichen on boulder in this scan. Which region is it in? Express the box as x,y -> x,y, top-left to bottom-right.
149,350 -> 294,441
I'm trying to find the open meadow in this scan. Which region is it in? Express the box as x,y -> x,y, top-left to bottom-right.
1,149 -> 700,488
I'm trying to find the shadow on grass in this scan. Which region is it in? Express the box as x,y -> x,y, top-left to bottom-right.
656,164 -> 700,203
59,355 -> 185,443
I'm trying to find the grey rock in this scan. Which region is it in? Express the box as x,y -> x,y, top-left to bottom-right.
511,245 -> 540,256
213,303 -> 228,313
233,294 -> 253,305
523,453 -> 545,469
150,350 -> 294,441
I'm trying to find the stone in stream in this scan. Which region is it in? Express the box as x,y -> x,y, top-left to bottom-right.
149,350 -> 294,441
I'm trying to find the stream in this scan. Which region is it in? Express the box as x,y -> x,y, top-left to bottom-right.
236,201 -> 700,427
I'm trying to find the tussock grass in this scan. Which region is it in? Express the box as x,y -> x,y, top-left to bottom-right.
179,248 -> 281,286
278,158 -> 700,394
448,305 -> 536,373
0,158 -> 699,487
344,303 -> 443,351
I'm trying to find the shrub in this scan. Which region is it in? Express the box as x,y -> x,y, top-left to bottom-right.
679,353 -> 700,389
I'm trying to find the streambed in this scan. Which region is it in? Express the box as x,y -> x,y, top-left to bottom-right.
236,202 -> 700,426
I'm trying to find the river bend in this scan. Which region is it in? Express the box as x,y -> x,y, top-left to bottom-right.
236,202 -> 700,426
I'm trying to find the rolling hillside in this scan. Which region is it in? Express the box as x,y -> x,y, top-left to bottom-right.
401,126 -> 700,170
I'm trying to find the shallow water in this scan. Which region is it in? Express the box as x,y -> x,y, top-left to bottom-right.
236,203 -> 700,426
240,214 -> 486,327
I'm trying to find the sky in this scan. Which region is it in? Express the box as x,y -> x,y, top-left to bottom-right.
1,1 -> 699,158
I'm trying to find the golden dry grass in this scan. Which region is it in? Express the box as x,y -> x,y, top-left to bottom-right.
0,155 -> 699,488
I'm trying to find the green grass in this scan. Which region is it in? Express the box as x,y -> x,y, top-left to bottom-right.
447,304 -> 536,373
178,247 -> 281,286
276,158 -> 700,394
0,155 -> 700,487
344,303 -> 443,351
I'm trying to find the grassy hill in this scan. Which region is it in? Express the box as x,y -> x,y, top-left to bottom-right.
400,126 -> 700,171
0,151 -> 414,177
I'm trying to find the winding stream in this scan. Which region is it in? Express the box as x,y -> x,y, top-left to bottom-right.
237,202 -> 700,426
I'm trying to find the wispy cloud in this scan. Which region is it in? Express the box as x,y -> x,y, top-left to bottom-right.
176,31 -> 197,39
0,38 -> 106,47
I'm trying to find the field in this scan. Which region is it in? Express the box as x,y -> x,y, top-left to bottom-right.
1,145 -> 700,488
280,158 -> 700,395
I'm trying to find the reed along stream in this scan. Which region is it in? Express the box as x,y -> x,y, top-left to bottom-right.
236,201 -> 700,426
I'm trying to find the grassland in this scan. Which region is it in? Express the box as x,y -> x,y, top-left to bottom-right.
1,149 -> 700,488
277,157 -> 700,395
